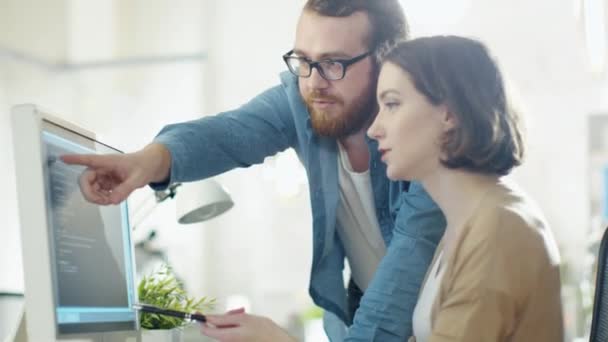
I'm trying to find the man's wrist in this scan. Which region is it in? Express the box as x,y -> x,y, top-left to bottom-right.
142,143 -> 172,183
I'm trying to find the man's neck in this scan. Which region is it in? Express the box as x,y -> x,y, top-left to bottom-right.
338,125 -> 370,173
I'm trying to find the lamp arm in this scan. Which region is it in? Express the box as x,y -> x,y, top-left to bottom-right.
130,183 -> 182,229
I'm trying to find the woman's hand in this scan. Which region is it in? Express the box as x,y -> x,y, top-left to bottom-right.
200,308 -> 297,342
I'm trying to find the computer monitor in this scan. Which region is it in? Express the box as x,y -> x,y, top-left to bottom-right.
11,104 -> 139,341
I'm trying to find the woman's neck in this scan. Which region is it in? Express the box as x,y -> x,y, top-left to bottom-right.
421,168 -> 500,244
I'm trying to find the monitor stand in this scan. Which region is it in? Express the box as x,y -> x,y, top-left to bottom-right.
11,309 -> 26,342
10,309 -> 140,342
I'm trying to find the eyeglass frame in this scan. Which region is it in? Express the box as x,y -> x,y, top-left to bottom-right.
282,50 -> 372,81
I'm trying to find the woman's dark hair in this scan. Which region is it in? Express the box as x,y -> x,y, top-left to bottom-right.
382,36 -> 524,175
304,0 -> 409,54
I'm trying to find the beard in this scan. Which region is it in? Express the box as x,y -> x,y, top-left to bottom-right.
305,88 -> 376,138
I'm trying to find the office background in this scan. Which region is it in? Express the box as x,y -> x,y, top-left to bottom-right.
1,0 -> 607,341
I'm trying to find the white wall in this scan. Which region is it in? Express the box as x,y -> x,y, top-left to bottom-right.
0,0 -> 69,62
0,69 -> 22,293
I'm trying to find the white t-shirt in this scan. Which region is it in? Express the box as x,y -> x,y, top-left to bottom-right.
412,251 -> 445,342
335,143 -> 386,291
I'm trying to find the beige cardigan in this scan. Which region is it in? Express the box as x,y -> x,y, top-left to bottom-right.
409,180 -> 563,342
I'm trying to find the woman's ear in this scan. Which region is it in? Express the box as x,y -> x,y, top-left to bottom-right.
441,106 -> 458,132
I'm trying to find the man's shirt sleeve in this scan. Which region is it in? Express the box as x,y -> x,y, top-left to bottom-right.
150,84 -> 297,189
346,181 -> 446,341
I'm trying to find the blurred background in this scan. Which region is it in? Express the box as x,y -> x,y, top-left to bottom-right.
0,0 -> 607,341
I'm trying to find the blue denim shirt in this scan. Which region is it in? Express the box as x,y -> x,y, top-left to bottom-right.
153,72 -> 446,340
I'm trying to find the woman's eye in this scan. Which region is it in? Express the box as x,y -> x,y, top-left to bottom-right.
383,102 -> 400,110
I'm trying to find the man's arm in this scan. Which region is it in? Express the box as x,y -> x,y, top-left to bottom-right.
346,182 -> 446,341
152,84 -> 297,187
62,84 -> 297,204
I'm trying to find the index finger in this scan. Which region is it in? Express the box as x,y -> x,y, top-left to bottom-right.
61,153 -> 112,169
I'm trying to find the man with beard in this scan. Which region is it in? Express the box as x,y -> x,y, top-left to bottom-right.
62,0 -> 445,341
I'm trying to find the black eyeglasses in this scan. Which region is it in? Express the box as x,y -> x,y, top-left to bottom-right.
282,50 -> 371,81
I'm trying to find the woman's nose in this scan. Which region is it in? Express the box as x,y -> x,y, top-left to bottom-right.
367,116 -> 383,140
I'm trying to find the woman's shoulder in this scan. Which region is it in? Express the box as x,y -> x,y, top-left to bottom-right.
471,179 -> 544,233
466,178 -> 560,263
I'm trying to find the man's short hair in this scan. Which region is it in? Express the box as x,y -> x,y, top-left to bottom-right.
304,0 -> 409,55
381,36 -> 525,175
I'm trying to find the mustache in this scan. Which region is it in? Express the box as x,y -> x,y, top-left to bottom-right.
305,92 -> 342,104
306,89 -> 342,103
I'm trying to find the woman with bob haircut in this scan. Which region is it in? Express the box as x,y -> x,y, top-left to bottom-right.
367,36 -> 564,341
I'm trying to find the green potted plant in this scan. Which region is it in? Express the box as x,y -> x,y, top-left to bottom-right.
138,264 -> 215,342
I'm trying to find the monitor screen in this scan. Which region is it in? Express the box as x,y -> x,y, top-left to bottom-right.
41,120 -> 137,334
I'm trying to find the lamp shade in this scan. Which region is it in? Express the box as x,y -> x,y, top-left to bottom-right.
176,179 -> 234,224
